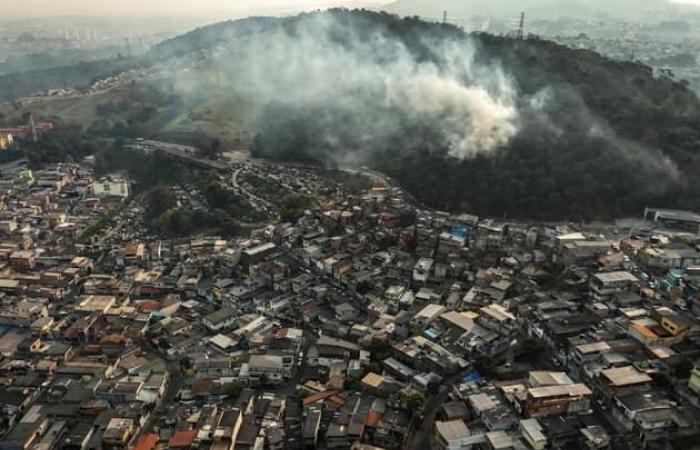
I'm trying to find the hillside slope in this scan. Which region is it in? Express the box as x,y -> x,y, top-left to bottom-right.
4,10 -> 700,219
382,0 -> 674,21
243,10 -> 700,219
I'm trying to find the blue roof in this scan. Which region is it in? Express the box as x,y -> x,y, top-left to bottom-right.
424,329 -> 440,340
463,373 -> 483,383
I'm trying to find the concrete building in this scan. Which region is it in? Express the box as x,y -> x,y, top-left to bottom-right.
589,271 -> 638,301
434,420 -> 472,450
524,384 -> 592,418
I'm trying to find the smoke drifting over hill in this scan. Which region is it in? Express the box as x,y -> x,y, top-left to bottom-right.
162,10 -> 700,218
209,13 -> 520,160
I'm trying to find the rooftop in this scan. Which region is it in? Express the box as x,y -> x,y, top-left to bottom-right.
601,366 -> 652,387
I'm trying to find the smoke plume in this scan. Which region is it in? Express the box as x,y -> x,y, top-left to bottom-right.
210,12 -> 520,160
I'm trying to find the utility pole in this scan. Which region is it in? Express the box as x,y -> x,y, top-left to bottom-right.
28,113 -> 38,143
517,12 -> 525,39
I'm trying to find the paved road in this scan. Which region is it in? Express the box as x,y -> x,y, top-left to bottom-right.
136,346 -> 186,438
403,369 -> 470,450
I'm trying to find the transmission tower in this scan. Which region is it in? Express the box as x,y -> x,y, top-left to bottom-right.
443,10 -> 448,23
517,12 -> 525,39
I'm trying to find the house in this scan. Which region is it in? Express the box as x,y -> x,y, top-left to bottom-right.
598,366 -> 652,398
434,420 -> 474,450
639,247 -> 700,271
9,251 -> 36,271
689,361 -> 700,394
169,429 -> 198,450
410,304 -> 446,329
524,384 -> 592,418
123,243 -> 146,265
478,304 -> 517,335
0,132 -> 13,149
334,302 -> 358,323
643,208 -> 700,233
74,295 -> 116,314
241,242 -> 276,266
519,419 -> 546,450
247,355 -> 291,384
93,178 -> 130,198
131,434 -> 159,450
0,300 -> 48,327
560,240 -> 612,265
303,408 -> 322,448
589,271 -> 638,301
612,391 -> 676,432
102,418 -> 136,447
203,307 -> 237,333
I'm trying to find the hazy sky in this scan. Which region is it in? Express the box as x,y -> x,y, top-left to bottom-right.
0,0 -> 385,18
1,0 -> 698,18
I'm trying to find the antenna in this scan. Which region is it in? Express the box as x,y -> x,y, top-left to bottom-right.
443,10 -> 448,23
517,12 -> 525,39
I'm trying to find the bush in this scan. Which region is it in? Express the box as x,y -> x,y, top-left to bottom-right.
407,393 -> 425,411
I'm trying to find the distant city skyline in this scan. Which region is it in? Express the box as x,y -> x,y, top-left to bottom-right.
0,0 -> 386,19
2,0 -> 699,19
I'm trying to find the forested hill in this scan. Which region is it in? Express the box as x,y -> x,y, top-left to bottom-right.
150,16 -> 283,60
238,10 -> 700,219
6,9 -> 700,220
382,0 -> 672,21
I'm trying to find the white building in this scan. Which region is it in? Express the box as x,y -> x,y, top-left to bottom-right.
589,271 -> 638,301
435,420 -> 478,450
92,178 -> 130,198
247,355 -> 292,384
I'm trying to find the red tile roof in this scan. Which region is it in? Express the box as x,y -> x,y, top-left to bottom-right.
168,429 -> 197,449
191,379 -> 217,395
131,434 -> 158,450
365,410 -> 383,428
302,390 -> 337,407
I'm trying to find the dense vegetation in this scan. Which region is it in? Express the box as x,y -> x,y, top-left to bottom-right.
21,124 -> 104,167
7,10 -> 700,220
248,10 -> 700,220
0,56 -> 140,102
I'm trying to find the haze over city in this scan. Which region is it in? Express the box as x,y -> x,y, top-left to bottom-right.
1,0 -> 700,18
2,2 -> 700,450
1,0 -> 383,18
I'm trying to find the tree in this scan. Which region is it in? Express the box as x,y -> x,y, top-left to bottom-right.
205,180 -> 240,210
280,193 -> 311,223
653,372 -> 673,388
367,362 -> 382,374
201,138 -> 222,160
673,359 -> 694,379
145,185 -> 176,220
221,381 -> 245,399
427,380 -> 440,395
407,393 -> 425,411
368,340 -> 392,364
520,337 -> 546,358
157,337 -> 171,349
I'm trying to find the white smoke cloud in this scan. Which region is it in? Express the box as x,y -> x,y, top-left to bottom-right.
212,12 -> 520,159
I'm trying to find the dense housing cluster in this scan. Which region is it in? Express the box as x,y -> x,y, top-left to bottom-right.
0,152 -> 700,450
